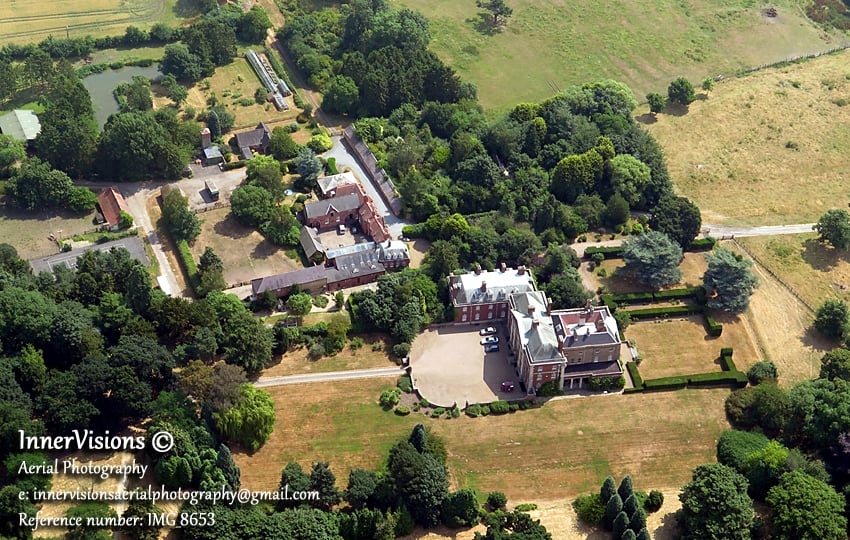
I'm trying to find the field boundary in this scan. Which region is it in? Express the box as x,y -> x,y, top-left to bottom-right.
730,239 -> 815,314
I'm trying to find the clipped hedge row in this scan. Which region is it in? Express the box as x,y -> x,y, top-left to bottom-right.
689,237 -> 717,251
626,362 -> 643,388
607,287 -> 706,306
653,286 -> 705,301
584,245 -> 624,259
706,313 -> 723,336
643,376 -> 688,391
607,291 -> 654,304
626,304 -> 706,320
687,371 -> 748,388
175,239 -> 199,292
623,387 -> 644,394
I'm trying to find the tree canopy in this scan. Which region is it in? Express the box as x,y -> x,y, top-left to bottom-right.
678,463 -> 753,540
766,471 -> 847,540
703,247 -> 758,313
650,195 -> 702,248
814,209 -> 850,250
621,230 -> 682,289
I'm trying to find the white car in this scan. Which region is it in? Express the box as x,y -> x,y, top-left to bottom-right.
480,336 -> 499,345
479,327 -> 497,336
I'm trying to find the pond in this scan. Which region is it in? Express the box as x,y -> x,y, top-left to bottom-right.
82,65 -> 162,128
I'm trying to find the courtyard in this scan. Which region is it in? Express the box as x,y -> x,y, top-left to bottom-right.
409,324 -> 519,407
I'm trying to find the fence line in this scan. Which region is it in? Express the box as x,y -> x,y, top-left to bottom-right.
730,239 -> 815,314
192,201 -> 232,214
733,43 -> 850,78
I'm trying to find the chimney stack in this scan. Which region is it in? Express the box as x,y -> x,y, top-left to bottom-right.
518,266 -> 526,275
595,318 -> 606,332
532,319 -> 540,328
201,127 -> 212,148
500,262 -> 507,272
481,281 -> 487,292
528,305 -> 536,316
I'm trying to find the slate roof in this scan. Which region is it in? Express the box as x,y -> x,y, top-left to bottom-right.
451,268 -> 535,306
97,187 -> 131,228
304,193 -> 362,220
299,226 -> 325,259
234,122 -> 271,159
327,250 -> 385,282
251,265 -> 328,296
0,109 -> 41,141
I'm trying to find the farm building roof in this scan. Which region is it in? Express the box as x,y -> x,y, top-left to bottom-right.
317,172 -> 359,197
299,226 -> 325,259
97,187 -> 131,229
304,193 -> 362,220
250,265 -> 328,297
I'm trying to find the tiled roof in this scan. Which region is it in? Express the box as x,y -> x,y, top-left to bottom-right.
304,193 -> 362,220
251,265 -> 328,296
299,226 -> 325,259
97,187 -> 130,228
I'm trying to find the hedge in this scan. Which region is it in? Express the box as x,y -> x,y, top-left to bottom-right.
626,305 -> 705,319
222,160 -> 247,171
643,376 -> 688,391
489,400 -> 510,415
394,406 -> 410,416
626,362 -> 643,388
623,387 -> 645,394
652,287 -> 705,301
686,372 -> 745,387
689,237 -> 717,251
706,314 -> 723,336
601,294 -> 618,313
175,239 -> 199,292
584,246 -> 624,259
720,353 -> 739,373
607,291 -> 655,304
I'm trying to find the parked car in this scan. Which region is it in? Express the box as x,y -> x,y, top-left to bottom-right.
485,344 -> 500,353
480,336 -> 499,345
479,327 -> 497,336
500,381 -> 515,392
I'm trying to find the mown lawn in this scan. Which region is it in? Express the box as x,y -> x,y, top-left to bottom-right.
237,378 -> 733,502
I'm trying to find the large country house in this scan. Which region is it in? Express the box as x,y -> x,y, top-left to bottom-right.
447,265 -> 535,324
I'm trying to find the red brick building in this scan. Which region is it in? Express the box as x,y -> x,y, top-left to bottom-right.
448,265 -> 535,324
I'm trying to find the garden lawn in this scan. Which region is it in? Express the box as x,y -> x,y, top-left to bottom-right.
237,378 -> 733,503
0,0 -> 197,45
183,57 -> 301,131
646,49 -> 850,225
261,332 -> 398,378
387,0 -> 844,111
626,314 -> 760,379
0,206 -> 98,260
590,251 -> 709,294
189,206 -> 302,287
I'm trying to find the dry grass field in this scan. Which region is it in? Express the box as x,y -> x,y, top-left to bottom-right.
0,206 -> 98,260
237,378 -> 732,504
184,57 -> 302,132
190,206 -> 302,286
387,0 -> 845,111
645,50 -> 850,226
626,314 -> 761,379
261,330 -> 397,378
0,0 -> 195,45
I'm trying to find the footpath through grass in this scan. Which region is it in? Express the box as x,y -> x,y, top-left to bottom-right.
237,378 -> 732,501
389,0 -> 844,111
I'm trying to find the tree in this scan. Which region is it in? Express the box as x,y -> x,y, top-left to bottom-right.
161,189 -> 201,244
0,134 -> 24,173
716,430 -> 770,473
238,5 -> 273,43
601,475 -> 617,504
487,491 -> 508,510
678,463 -> 753,540
820,347 -> 850,381
617,476 -> 634,502
442,488 -> 479,527
612,511 -> 629,539
230,185 -> 275,228
294,147 -> 323,191
766,471 -> 847,540
622,531 -> 637,540
322,75 -> 360,115
5,157 -> 76,210
97,112 -> 184,180
623,493 -> 639,518
747,361 -> 778,385
309,462 -> 342,511
604,493 -> 623,530
198,247 -> 226,295
605,193 -> 630,227
246,155 -> 286,200
646,93 -> 666,115
703,247 -> 758,313
120,497 -> 162,540
160,43 -> 203,82
701,77 -> 716,93
269,127 -> 301,161
286,293 -> 313,318
650,195 -> 702,248
814,209 -> 850,249
668,77 -> 695,106
346,468 -> 378,508
621,231 -> 682,289
66,502 -> 117,540
388,441 -> 449,527
814,299 -> 850,339
609,154 -> 651,207
541,270 -> 592,309
476,0 -> 513,26
212,384 -> 275,452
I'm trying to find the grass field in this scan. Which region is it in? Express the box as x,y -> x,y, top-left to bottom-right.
184,57 -> 302,131
584,251 -> 709,294
190,206 -> 303,286
236,378 -> 732,502
626,315 -> 761,379
646,49 -> 850,226
0,0 -> 199,45
0,206 -> 98,260
387,0 -> 846,111
262,331 -> 397,377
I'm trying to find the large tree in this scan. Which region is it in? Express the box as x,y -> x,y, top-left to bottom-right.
609,154 -> 651,207
268,127 -> 302,161
322,75 -> 360,116
162,189 -> 201,243
668,77 -> 695,106
650,195 -> 702,248
703,247 -> 758,313
476,0 -> 513,26
246,155 -> 286,201
541,269 -> 592,309
678,463 -> 753,540
766,471 -> 847,540
159,43 -> 203,83
820,347 -> 850,381
814,209 -> 850,249
212,384 -> 275,452
814,299 -> 850,339
230,185 -> 275,229
621,230 -> 682,289
97,112 -> 185,180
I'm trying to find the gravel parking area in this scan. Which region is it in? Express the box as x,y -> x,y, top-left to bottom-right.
410,324 -> 520,407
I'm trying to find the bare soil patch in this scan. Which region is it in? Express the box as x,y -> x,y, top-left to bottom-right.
408,238 -> 431,268
191,206 -> 302,286
627,314 -> 761,379
0,206 -> 98,261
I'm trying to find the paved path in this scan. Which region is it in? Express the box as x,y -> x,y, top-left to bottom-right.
254,366 -> 404,387
703,223 -> 816,238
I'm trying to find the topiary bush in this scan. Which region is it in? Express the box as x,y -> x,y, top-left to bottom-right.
487,491 -> 508,511
747,361 -> 778,385
394,406 -> 410,416
397,375 -> 413,393
644,490 -> 664,512
465,404 -> 482,417
489,400 -> 510,415
393,342 -> 411,358
379,388 -> 401,409
431,407 -> 445,418
573,493 -> 605,526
